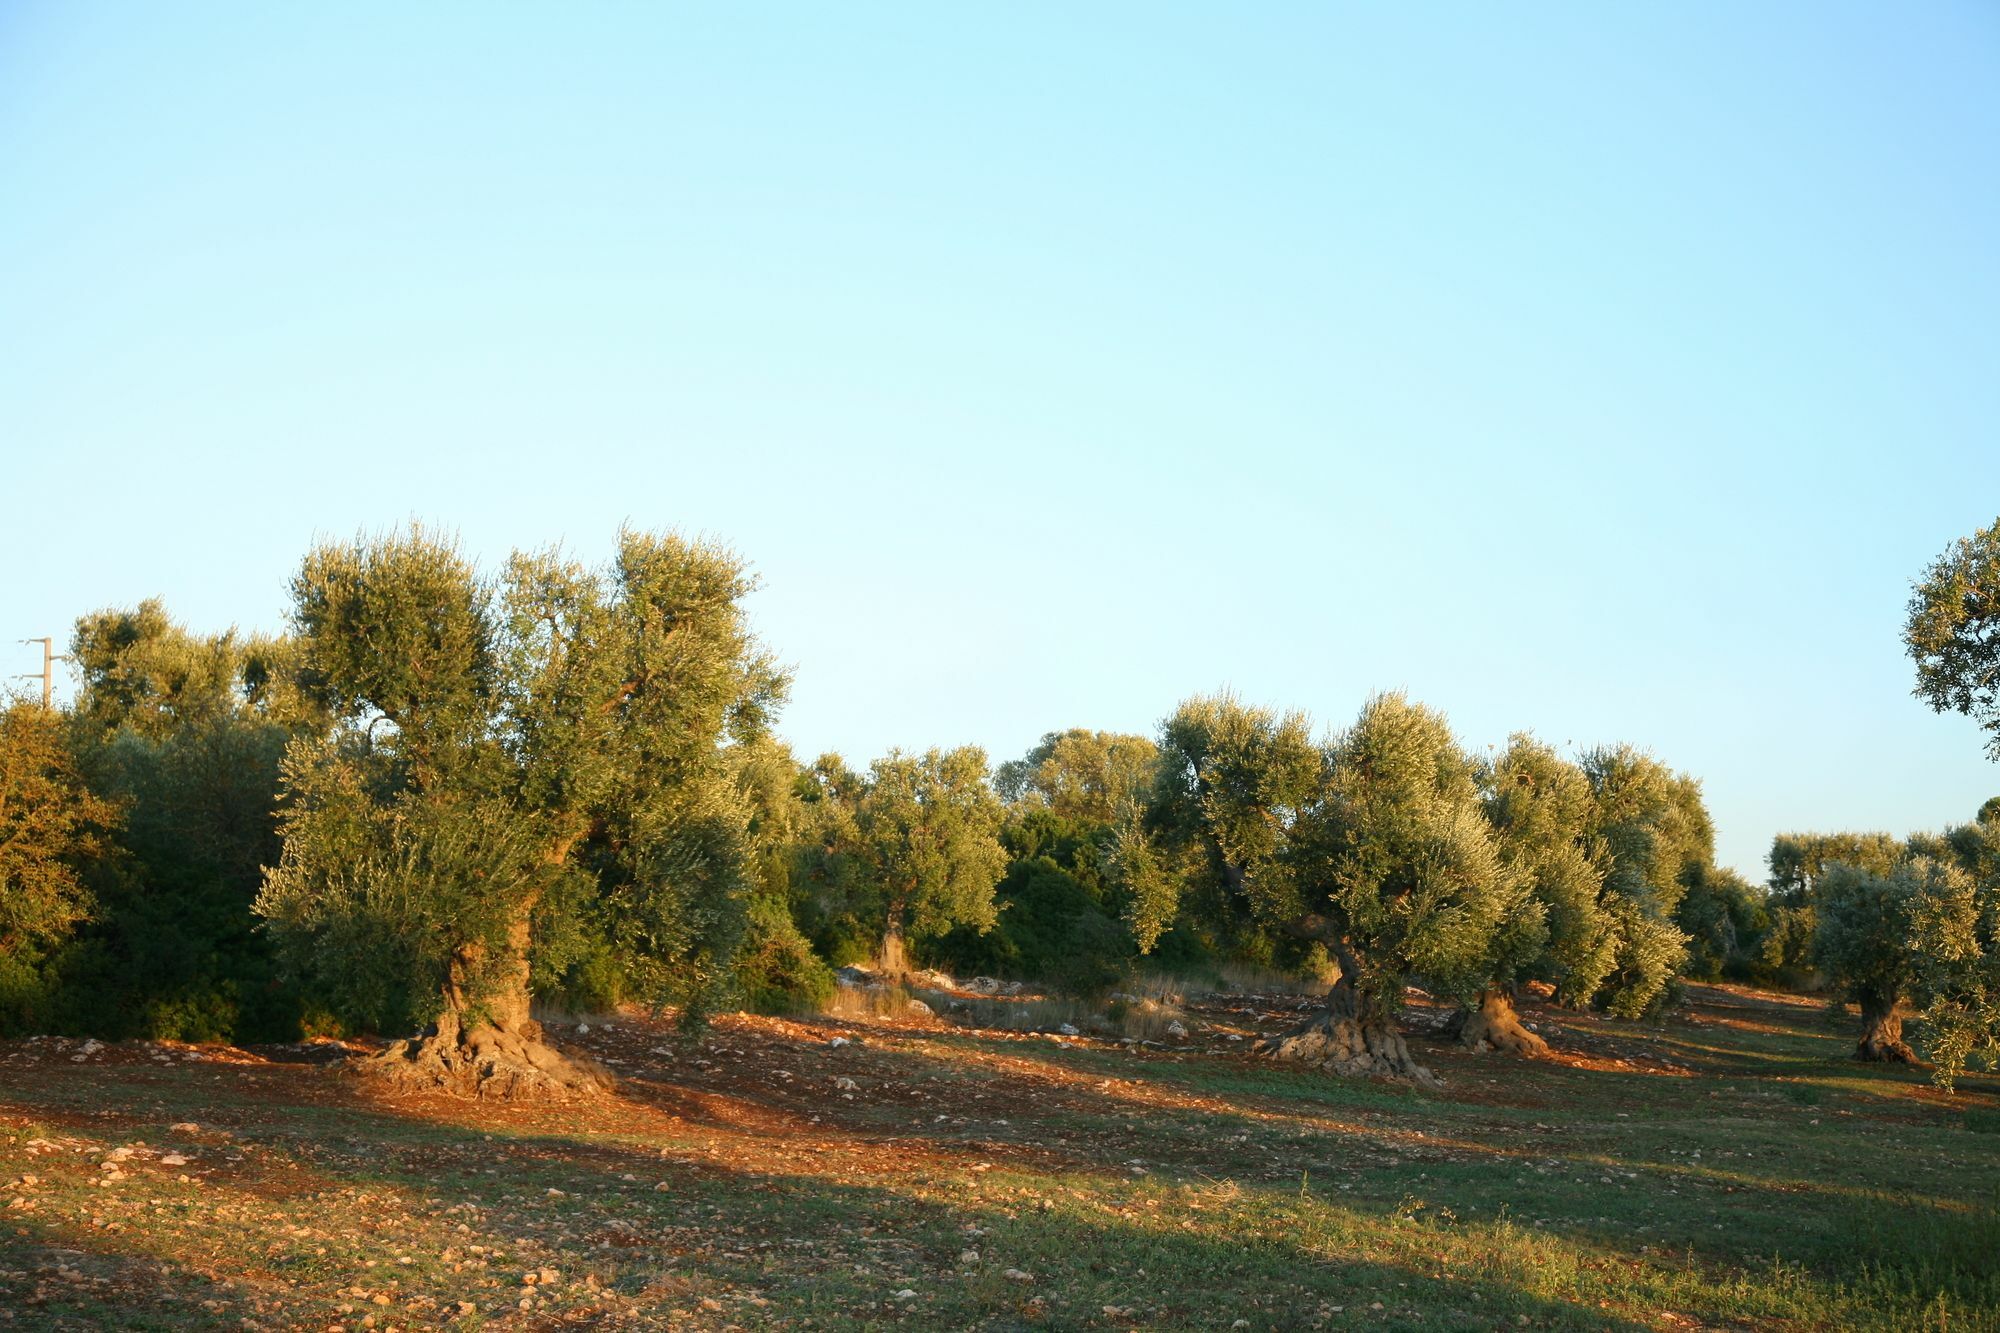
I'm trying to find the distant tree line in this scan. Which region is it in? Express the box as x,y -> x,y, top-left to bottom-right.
2,518 -> 1998,1096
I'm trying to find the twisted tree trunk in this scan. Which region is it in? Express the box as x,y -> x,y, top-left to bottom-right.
354,913 -> 612,1099
1256,982 -> 1440,1087
1853,993 -> 1915,1064
878,897 -> 910,979
1451,988 -> 1550,1057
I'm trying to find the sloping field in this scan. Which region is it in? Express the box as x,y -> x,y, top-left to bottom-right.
0,984 -> 1995,1331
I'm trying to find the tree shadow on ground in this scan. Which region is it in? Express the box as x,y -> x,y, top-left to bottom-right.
4,1018 -> 1997,1330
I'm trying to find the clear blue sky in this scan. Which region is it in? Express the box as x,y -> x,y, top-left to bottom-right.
3,4 -> 1996,877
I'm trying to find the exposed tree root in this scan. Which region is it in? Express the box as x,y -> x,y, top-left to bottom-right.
1255,988 -> 1441,1087
1854,1005 -> 1916,1064
1450,989 -> 1550,1058
353,1014 -> 614,1099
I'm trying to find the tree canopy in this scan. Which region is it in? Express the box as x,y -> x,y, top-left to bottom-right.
810,746 -> 1008,975
255,525 -> 784,1096
1906,516 -> 2000,758
0,699 -> 118,1027
995,729 -> 1158,826
1812,858 -> 1922,1062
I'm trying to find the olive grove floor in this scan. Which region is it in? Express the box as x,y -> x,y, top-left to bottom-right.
0,982 -> 1994,1331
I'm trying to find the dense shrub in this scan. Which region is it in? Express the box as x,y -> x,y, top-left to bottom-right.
927,855 -> 1133,997
1675,865 -> 1773,982
735,894 -> 836,1014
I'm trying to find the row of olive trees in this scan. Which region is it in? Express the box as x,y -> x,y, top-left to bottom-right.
2,524 -> 1740,1099
1096,693 -> 1720,1083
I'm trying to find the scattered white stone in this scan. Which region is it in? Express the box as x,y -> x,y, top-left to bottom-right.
160,1153 -> 188,1167
1003,1269 -> 1034,1283
828,1036 -> 849,1049
893,1288 -> 917,1300
1057,1023 -> 1080,1036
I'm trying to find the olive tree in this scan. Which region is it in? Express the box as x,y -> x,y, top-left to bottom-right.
1124,692 -> 1519,1083
1471,734 -> 1613,1052
787,747 -> 1007,974
1117,692 -> 1320,967
1578,745 -> 1708,1017
1764,832 -> 1901,973
848,747 -> 1008,975
1811,859 -> 1921,1062
1905,516 -> 2000,758
256,526 -> 784,1098
1908,817 -> 2000,1090
0,698 -> 118,1027
1675,865 -> 1769,981
995,729 -> 1159,824
62,602 -> 312,1042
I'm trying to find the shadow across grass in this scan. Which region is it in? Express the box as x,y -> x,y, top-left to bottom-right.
1,981 -> 1997,1330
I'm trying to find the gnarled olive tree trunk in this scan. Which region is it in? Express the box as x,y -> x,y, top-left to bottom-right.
1256,981 -> 1440,1087
1853,991 -> 1916,1064
1450,988 -> 1550,1057
357,910 -> 613,1099
878,908 -> 910,979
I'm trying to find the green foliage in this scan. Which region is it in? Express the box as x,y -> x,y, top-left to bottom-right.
263,769 -> 549,1031
1127,692 -> 1526,1020
995,729 -> 1158,825
1810,859 -> 1919,1019
22,535 -> 1792,1044
1124,693 -> 1318,957
1905,515 -> 2000,758
1283,694 -> 1528,1013
1907,831 -> 2000,1091
38,601 -> 320,1042
0,699 -> 117,1031
1596,902 -> 1689,1019
57,716 -> 298,1041
1581,745 -> 1711,920
1110,818 -> 1177,956
733,893 -> 835,1014
1480,736 -> 1613,1000
1763,831 -> 1901,972
928,852 -> 1133,997
257,525 -> 783,1034
1675,864 -> 1771,982
920,769 -> 1145,995
68,600 -> 245,741
786,754 -> 869,958
1578,746 -> 1708,1015
793,746 -> 1006,970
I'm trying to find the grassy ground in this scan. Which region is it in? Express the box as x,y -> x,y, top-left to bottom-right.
0,982 -> 1995,1331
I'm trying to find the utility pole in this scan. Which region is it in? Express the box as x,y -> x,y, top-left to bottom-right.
17,637 -> 66,710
